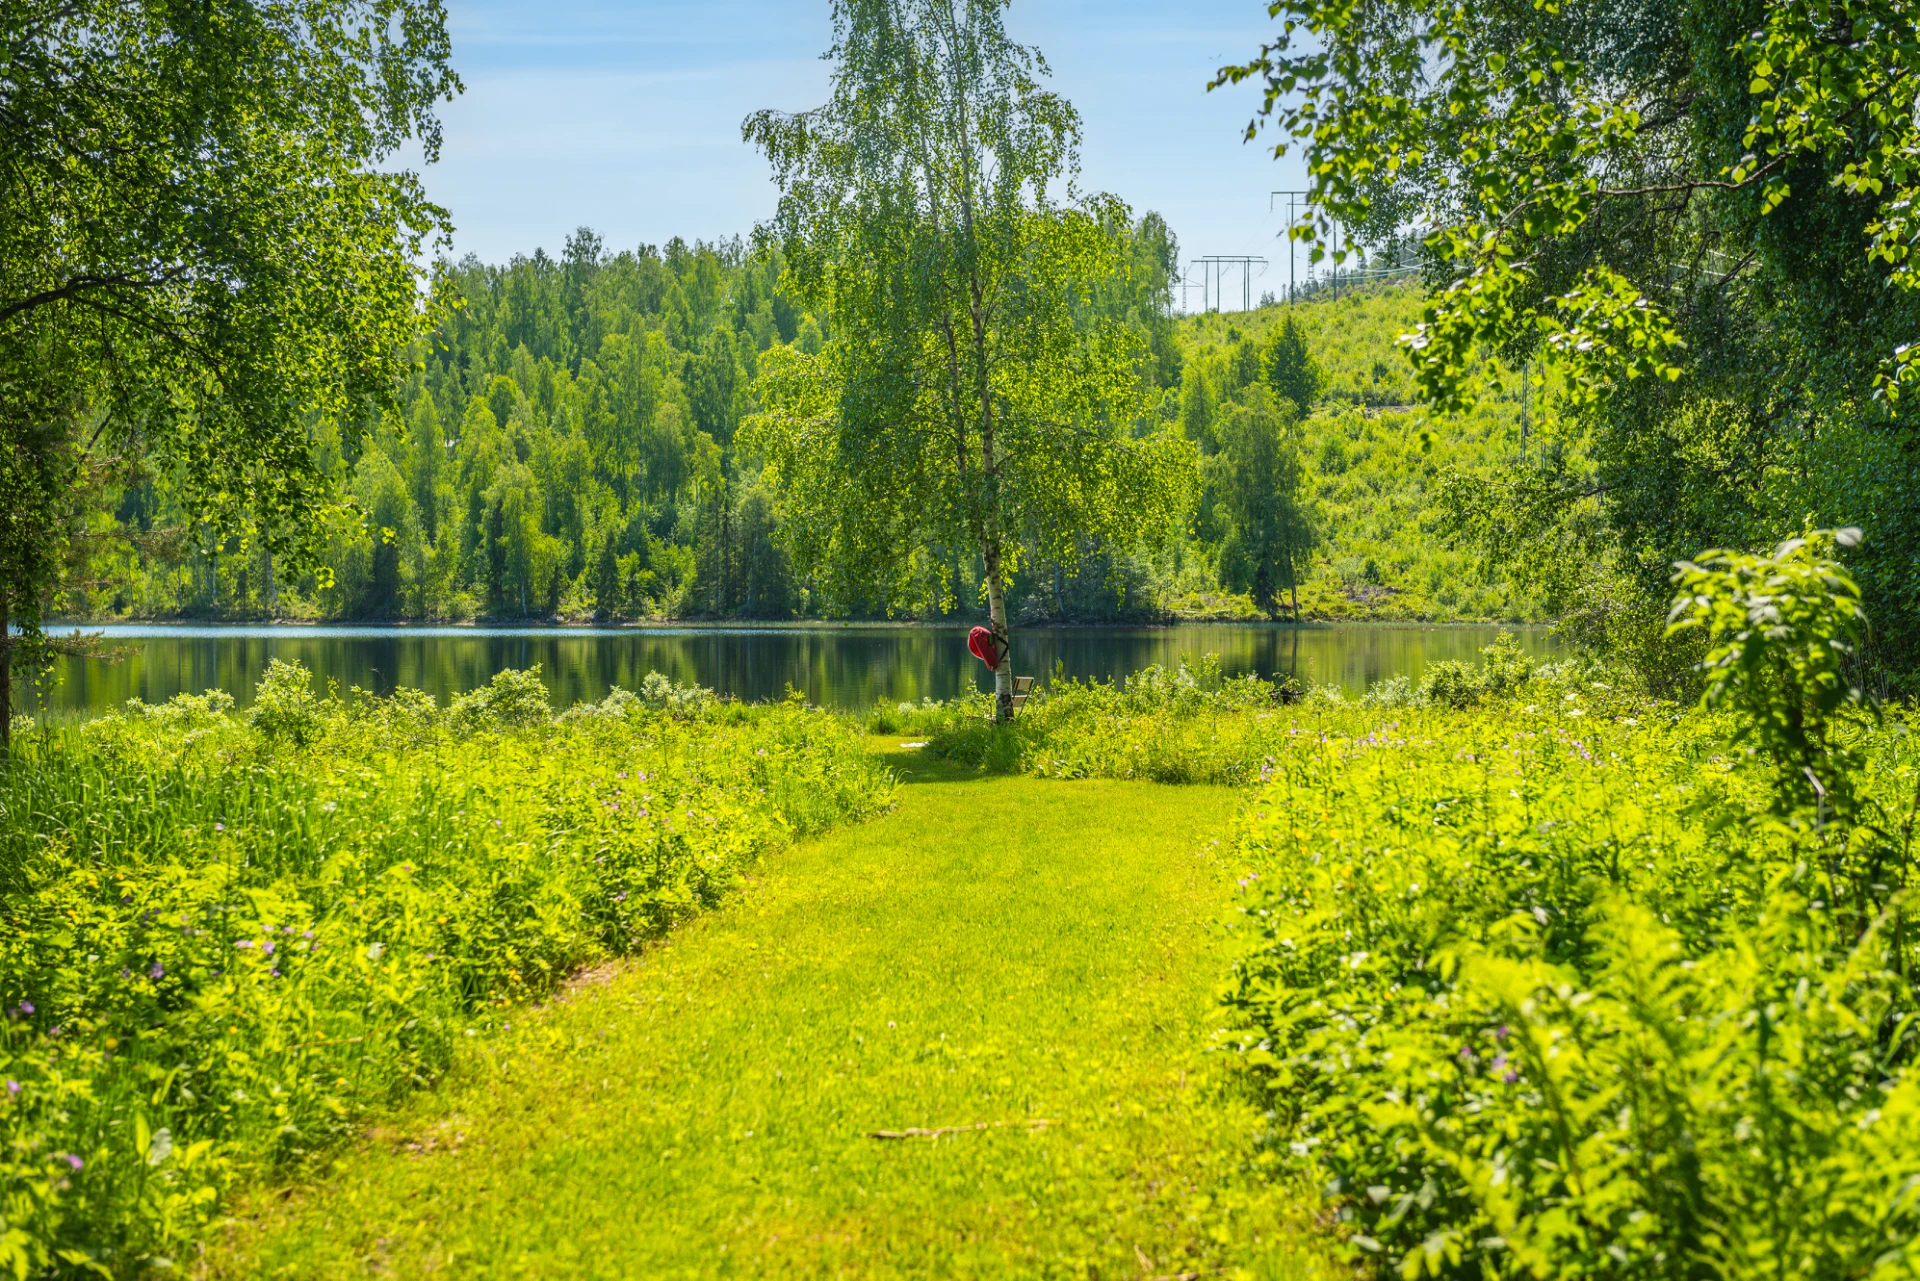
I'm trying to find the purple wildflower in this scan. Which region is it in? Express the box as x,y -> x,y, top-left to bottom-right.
262,942 -> 275,956
1495,1025 -> 1509,1041
1491,1055 -> 1508,1071
5,1080 -> 18,1097
18,1001 -> 32,1015
235,940 -> 253,949
1458,1046 -> 1473,1061
1503,1069 -> 1520,1084
120,969 -> 132,981
150,963 -> 165,980
302,930 -> 314,940
64,1154 -> 82,1171
269,968 -> 281,978
47,1027 -> 61,1038
214,823 -> 225,833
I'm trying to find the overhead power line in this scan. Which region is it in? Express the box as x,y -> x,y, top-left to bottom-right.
1188,255 -> 1269,314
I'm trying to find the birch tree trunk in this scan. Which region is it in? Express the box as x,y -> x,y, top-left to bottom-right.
0,595 -> 11,760
983,537 -> 1012,723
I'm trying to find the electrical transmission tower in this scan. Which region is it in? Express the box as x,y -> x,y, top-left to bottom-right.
1270,192 -> 1425,299
1190,255 -> 1269,313
1274,188 -> 1367,301
1270,190 -> 1311,302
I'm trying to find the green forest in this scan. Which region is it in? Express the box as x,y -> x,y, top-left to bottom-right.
74,245 -> 1537,627
12,0 -> 1920,1278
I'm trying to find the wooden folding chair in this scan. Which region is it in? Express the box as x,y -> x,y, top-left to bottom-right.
1010,675 -> 1036,716
984,675 -> 1038,721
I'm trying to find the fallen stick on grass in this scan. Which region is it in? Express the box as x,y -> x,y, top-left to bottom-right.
869,1118 -> 1056,1140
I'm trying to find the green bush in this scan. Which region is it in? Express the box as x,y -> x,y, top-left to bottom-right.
447,664 -> 553,732
1418,633 -> 1536,709
558,673 -> 717,724
0,664 -> 893,1274
1218,531 -> 1920,1278
245,659 -> 326,747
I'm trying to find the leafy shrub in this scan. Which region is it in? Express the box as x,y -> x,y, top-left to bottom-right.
1415,659 -> 1475,709
447,665 -> 553,731
0,663 -> 893,1273
1218,530 -> 1920,1278
1670,526 -> 1867,817
246,658 -> 325,747
637,670 -> 714,716
1419,633 -> 1535,709
557,673 -> 716,724
1358,675 -> 1419,708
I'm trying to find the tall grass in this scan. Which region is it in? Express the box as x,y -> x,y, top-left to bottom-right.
0,664 -> 893,1276
922,639 -> 1580,783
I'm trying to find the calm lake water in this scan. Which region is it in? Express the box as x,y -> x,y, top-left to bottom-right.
22,623 -> 1559,716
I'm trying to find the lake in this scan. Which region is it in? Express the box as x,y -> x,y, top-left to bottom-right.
20,623 -> 1559,717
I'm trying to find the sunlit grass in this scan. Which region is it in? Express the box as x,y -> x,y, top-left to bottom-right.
209,749 -> 1332,1278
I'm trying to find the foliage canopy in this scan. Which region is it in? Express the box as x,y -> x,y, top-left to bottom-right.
0,0 -> 460,747
743,0 -> 1196,715
1221,0 -> 1920,686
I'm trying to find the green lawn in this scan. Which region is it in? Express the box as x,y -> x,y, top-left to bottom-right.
208,748 -> 1327,1279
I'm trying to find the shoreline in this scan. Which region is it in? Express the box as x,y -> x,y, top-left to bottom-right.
36,616 -> 1557,635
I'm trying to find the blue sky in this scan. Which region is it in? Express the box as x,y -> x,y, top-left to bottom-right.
422,0 -> 1311,311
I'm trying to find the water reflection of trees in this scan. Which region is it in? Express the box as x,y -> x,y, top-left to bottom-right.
35,626 -> 1557,714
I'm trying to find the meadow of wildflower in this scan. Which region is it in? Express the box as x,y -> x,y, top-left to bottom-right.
0,663 -> 893,1275
6,532 -> 1918,1279
913,539 -> 1920,1278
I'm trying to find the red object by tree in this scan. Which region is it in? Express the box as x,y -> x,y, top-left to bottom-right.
967,626 -> 1000,669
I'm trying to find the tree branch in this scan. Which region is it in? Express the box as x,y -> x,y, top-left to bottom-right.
0,269 -> 187,327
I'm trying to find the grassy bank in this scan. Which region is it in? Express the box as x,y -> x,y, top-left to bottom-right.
888,637 -> 1545,785
0,666 -> 892,1276
885,615 -> 1920,1275
210,756 -> 1327,1279
12,557 -> 1919,1277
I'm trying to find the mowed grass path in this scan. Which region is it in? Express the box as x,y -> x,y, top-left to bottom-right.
211,752 -> 1326,1279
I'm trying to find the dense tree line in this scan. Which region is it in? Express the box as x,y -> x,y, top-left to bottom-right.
75,214 -> 1337,625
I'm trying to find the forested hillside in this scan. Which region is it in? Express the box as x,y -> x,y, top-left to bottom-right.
1172,292 -> 1543,621
72,232 -> 1539,625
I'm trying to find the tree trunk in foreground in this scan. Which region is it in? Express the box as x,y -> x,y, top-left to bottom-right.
983,539 -> 1013,725
0,596 -> 12,761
